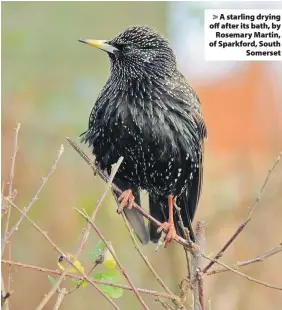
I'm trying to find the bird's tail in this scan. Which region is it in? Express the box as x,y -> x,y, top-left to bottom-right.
148,195 -> 166,243
123,189 -> 150,244
112,179 -> 150,244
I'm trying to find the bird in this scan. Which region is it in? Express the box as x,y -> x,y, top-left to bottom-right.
79,26 -> 207,247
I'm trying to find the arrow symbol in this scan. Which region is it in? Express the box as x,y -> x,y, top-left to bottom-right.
213,14 -> 218,20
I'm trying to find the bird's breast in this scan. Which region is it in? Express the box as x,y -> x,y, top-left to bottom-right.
89,96 -> 198,196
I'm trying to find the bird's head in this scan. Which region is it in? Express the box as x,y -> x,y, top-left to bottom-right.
79,26 -> 177,80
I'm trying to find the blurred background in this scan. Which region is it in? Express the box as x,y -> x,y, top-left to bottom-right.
2,1 -> 282,309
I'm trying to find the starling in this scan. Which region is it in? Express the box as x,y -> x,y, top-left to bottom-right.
79,26 -> 207,246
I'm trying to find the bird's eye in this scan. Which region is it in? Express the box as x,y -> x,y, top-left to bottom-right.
123,45 -> 132,52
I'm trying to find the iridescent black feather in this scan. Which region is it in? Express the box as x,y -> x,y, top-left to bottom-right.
81,26 -> 207,243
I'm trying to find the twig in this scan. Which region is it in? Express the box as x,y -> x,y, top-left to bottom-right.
191,222 -> 205,310
201,152 -> 282,275
1,274 -> 9,310
207,243 -> 282,276
155,298 -> 175,310
175,205 -> 193,307
202,254 -> 282,291
64,157 -> 123,297
75,208 -> 150,310
66,137 -> 96,172
37,265 -> 67,309
53,288 -> 67,310
66,137 -> 193,251
7,242 -> 12,304
175,204 -> 194,270
36,157 -> 123,309
2,145 -> 64,248
90,157 -> 123,224
121,212 -> 183,308
208,299 -> 212,310
175,204 -> 194,251
76,157 -> 123,254
1,292 -> 10,310
121,212 -> 173,293
175,203 -> 195,275
247,152 -> 282,219
2,123 -> 20,256
67,262 -> 99,295
201,221 -> 249,276
1,259 -> 178,300
4,197 -> 120,310
8,124 -> 20,199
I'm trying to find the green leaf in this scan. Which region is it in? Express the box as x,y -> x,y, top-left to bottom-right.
47,275 -> 56,287
87,240 -> 106,261
93,269 -> 123,298
71,278 -> 88,288
87,240 -> 117,268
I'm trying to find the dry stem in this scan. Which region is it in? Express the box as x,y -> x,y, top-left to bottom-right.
2,123 -> 21,256
53,288 -> 67,310
155,298 -> 175,310
1,259 -> 178,301
201,152 -> 282,275
35,157 -> 123,309
207,243 -> 282,276
121,212 -> 184,308
1,274 -> 9,310
4,197 -> 121,310
192,222 -> 205,310
202,254 -> 282,291
75,208 -> 150,310
2,144 -> 64,248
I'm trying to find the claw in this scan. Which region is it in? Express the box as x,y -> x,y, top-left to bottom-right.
117,189 -> 135,213
157,222 -> 176,248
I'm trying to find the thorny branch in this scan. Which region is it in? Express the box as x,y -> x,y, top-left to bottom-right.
67,138 -> 282,297
1,259 -> 178,301
8,124 -> 21,198
75,208 -> 150,310
1,274 -> 10,310
2,123 -> 21,256
35,156 -> 123,310
120,211 -> 184,309
207,243 -> 282,276
191,222 -> 205,310
201,221 -> 249,276
175,204 -> 193,307
202,254 -> 282,291
4,197 -> 121,310
201,151 -> 282,276
155,298 -> 175,310
2,144 -> 64,248
53,288 -> 67,310
76,157 -> 124,256
2,131 -> 281,310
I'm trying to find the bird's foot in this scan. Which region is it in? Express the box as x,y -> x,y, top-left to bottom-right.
117,189 -> 135,213
157,221 -> 176,248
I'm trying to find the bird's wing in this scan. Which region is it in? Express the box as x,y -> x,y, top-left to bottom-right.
172,141 -> 204,242
161,80 -> 206,241
148,195 -> 167,243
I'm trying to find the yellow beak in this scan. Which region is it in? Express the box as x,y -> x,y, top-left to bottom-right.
78,39 -> 118,54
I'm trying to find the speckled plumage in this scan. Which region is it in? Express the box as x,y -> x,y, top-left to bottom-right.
81,26 -> 207,243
